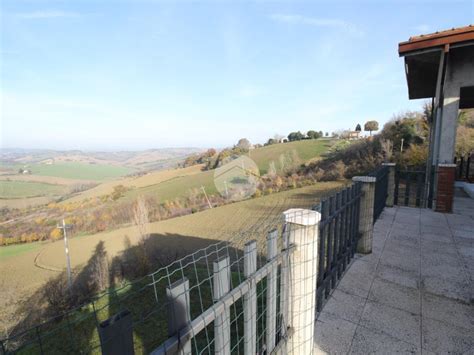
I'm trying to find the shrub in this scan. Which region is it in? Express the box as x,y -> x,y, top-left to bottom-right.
50,228 -> 62,241
400,144 -> 428,169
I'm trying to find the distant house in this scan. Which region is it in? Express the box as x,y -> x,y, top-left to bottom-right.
348,131 -> 361,140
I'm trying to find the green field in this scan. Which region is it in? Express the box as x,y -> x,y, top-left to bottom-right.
0,180 -> 65,198
26,162 -> 133,181
0,242 -> 41,259
124,170 -> 216,202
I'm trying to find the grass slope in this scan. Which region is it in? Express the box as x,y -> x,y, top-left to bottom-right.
64,164 -> 204,204
0,242 -> 41,259
28,162 -> 133,181
250,139 -> 333,174
0,180 -> 65,198
123,169 -> 216,202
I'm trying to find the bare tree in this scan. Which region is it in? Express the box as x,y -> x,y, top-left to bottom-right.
132,196 -> 152,275
89,241 -> 109,292
268,161 -> 277,176
133,195 -> 149,242
381,139 -> 394,162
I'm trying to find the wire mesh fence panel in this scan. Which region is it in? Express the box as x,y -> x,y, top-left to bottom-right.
148,230 -> 289,355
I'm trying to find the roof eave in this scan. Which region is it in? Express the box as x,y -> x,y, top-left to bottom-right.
399,29 -> 474,56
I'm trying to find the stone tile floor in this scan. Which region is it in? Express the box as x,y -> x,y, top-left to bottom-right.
314,195 -> 474,354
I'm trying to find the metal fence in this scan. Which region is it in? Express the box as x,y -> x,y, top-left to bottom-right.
312,182 -> 362,312
394,169 -> 434,208
454,155 -> 473,182
369,165 -> 389,222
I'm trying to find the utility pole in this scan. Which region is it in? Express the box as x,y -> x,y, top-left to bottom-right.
57,219 -> 73,289
400,138 -> 404,153
201,186 -> 213,209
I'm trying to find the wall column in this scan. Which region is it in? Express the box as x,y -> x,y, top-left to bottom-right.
382,163 -> 396,207
438,84 -> 460,164
435,164 -> 456,213
352,176 -> 376,254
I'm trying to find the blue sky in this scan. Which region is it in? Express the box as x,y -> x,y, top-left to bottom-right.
1,1 -> 472,150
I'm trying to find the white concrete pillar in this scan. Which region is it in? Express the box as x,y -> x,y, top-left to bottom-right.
438,84 -> 460,164
283,208 -> 320,355
382,163 -> 396,207
352,176 -> 376,254
437,46 -> 474,164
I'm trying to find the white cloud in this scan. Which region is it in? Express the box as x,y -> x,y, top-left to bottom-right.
269,14 -> 364,37
238,85 -> 264,98
15,11 -> 80,19
413,24 -> 431,34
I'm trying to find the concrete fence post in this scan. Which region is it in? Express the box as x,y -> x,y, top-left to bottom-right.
266,230 -> 278,353
166,278 -> 192,355
382,163 -> 396,207
352,176 -> 376,254
283,208 -> 321,355
243,240 -> 257,355
213,257 -> 231,355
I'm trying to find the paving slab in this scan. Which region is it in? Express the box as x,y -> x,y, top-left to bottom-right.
320,289 -> 366,323
359,300 -> 420,346
379,249 -> 420,272
422,292 -> 474,329
314,312 -> 358,354
422,274 -> 472,302
422,317 -> 474,354
368,278 -> 420,315
349,325 -> 420,354
376,263 -> 420,289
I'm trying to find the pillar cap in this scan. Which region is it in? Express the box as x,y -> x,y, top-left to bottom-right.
352,176 -> 376,183
382,163 -> 396,166
283,208 -> 321,226
438,163 -> 456,168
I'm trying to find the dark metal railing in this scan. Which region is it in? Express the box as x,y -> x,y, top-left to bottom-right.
454,155 -> 473,182
313,182 -> 362,312
394,169 -> 434,208
369,165 -> 389,223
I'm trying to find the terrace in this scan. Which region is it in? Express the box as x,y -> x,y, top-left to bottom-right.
314,192 -> 474,354
2,25 -> 473,355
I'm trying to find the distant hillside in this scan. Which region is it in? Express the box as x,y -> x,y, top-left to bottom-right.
0,148 -> 204,170
120,139 -> 335,204
0,148 -> 204,208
